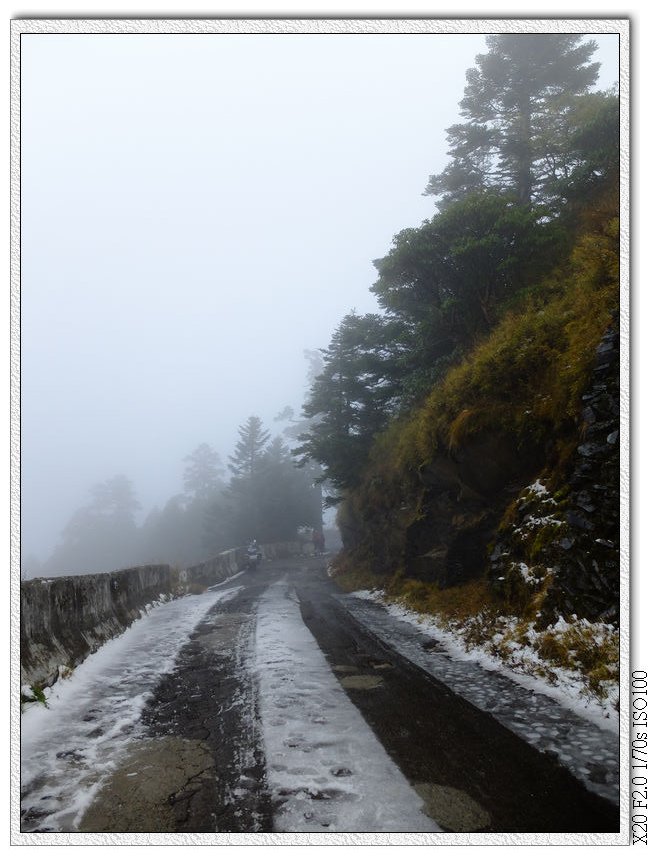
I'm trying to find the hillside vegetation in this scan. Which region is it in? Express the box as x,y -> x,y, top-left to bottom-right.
297,36 -> 620,708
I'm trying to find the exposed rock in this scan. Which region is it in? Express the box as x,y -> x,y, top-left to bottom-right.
404,431 -> 545,587
566,510 -> 595,531
488,326 -> 620,626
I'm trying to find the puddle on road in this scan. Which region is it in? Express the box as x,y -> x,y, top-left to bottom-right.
197,612 -> 251,654
339,675 -> 384,690
414,782 -> 491,832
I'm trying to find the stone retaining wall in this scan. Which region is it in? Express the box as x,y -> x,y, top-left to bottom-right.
181,548 -> 245,588
21,563 -> 179,690
260,541 -> 302,560
20,542 -> 301,690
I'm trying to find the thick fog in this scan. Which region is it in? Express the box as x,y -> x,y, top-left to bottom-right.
19,31 -> 620,571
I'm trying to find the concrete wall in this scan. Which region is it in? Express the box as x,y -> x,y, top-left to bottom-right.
181,548 -> 246,589
20,542 -> 302,691
21,563 -> 180,690
260,541 -> 301,560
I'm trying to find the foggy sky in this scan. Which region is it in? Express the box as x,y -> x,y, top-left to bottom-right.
20,30 -> 620,562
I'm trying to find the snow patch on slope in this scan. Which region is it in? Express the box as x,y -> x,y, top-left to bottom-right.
354,590 -> 617,731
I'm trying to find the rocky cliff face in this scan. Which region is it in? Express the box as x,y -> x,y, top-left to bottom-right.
399,325 -> 619,624
488,326 -> 620,625
404,434 -> 546,588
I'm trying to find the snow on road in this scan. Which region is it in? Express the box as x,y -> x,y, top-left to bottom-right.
341,591 -> 620,806
21,585 -> 242,832
254,579 -> 441,833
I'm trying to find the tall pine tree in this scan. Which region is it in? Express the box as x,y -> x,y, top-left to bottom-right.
425,34 -> 600,207
228,416 -> 271,480
296,313 -> 400,495
183,443 -> 225,501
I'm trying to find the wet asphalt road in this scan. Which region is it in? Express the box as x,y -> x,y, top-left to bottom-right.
76,556 -> 619,834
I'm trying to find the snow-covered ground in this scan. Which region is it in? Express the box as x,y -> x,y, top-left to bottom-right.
254,579 -> 441,833
341,591 -> 619,806
21,570 -> 619,834
21,585 -> 242,832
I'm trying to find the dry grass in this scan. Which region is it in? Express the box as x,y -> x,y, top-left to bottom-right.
391,577 -> 498,622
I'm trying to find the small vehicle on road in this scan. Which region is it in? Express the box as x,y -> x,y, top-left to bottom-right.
246,541 -> 262,571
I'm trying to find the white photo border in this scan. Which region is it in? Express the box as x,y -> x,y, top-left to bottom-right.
10,15 -> 630,848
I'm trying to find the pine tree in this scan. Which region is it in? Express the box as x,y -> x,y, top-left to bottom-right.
425,34 -> 600,207
228,416 -> 271,480
222,417 -> 271,541
296,313 -> 400,494
255,437 -> 323,540
183,443 -> 224,500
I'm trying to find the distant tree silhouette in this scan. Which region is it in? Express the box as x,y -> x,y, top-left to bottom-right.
45,474 -> 141,576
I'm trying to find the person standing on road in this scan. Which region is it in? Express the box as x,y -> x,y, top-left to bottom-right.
312,528 -> 325,555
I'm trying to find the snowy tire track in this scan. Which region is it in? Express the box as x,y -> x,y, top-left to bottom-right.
255,578 -> 441,833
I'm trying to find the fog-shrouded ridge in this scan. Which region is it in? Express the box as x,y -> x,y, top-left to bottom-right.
24,408 -> 333,579
20,31 -> 620,573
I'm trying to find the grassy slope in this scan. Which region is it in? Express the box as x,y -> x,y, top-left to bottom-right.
333,195 -> 620,706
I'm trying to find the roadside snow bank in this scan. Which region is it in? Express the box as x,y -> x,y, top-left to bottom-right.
354,590 -> 618,730
341,591 -> 619,806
